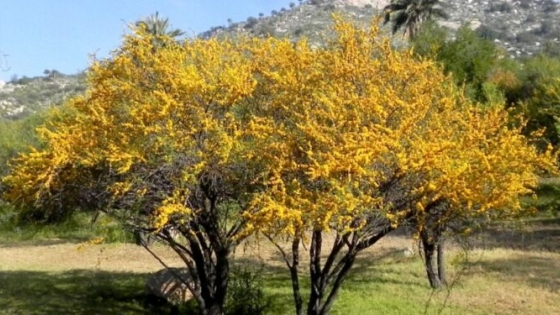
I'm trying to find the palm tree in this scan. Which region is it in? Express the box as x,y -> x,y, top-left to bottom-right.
383,0 -> 447,41
135,12 -> 184,39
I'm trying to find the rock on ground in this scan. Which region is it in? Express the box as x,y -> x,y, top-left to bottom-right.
145,267 -> 194,305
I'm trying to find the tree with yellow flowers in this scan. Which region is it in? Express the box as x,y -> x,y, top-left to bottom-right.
239,18 -> 555,314
4,29 -> 266,314
2,16 -> 556,315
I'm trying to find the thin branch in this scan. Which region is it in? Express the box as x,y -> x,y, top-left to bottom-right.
264,233 -> 293,268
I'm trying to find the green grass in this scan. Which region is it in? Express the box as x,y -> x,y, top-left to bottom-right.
258,254 -> 488,315
0,270 -> 175,315
0,205 -> 133,244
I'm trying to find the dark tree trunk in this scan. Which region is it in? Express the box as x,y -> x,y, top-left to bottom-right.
436,239 -> 447,286
210,249 -> 230,315
307,231 -> 323,315
290,239 -> 304,315
183,214 -> 231,315
191,247 -> 229,315
265,235 -> 304,315
305,227 -> 394,315
422,233 -> 442,289
317,253 -> 355,315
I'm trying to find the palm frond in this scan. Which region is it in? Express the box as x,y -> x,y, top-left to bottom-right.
392,12 -> 409,34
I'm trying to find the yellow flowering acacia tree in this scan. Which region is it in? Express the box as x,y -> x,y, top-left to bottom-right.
3,30 -> 267,315
2,17 -> 556,315
240,18 -> 556,314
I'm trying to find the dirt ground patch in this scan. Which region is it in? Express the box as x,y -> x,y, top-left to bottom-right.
1,218 -> 559,273
0,234 -> 415,273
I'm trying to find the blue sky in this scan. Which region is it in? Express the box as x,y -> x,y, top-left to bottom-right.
0,0 -> 295,81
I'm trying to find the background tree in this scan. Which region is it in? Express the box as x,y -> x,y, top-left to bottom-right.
135,11 -> 184,38
413,23 -> 514,104
411,22 -> 560,150
501,55 -> 560,148
383,0 -> 448,40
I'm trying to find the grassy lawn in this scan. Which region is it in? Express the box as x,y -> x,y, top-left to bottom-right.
1,200 -> 560,314
0,270 -> 150,315
1,220 -> 559,315
258,245 -> 560,315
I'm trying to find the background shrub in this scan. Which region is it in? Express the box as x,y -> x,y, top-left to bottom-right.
225,266 -> 270,315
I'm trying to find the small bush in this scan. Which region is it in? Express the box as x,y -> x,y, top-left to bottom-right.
245,17 -> 258,29
257,23 -> 276,37
534,21 -> 554,36
324,3 -> 336,11
543,0 -> 558,13
488,2 -> 513,13
519,0 -> 531,9
15,76 -> 34,85
531,182 -> 560,216
525,14 -> 537,23
475,25 -> 504,41
0,202 -> 18,232
225,266 -> 270,315
516,31 -> 538,43
543,41 -> 560,58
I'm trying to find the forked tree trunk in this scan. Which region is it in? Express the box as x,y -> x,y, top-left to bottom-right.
421,232 -> 442,289
191,253 -> 229,315
306,231 -> 357,315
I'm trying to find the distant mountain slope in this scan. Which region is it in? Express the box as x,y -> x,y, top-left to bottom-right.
0,71 -> 86,119
2,0 -> 558,119
203,0 -> 560,57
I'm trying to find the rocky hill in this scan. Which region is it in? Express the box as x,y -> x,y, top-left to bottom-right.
443,0 -> 560,57
0,71 -> 85,119
203,0 -> 560,57
1,0 -> 558,119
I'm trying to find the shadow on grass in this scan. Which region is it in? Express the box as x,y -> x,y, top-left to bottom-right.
470,218 -> 560,252
472,253 -> 560,293
0,269 -> 176,315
